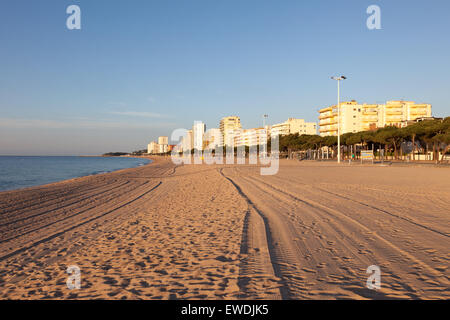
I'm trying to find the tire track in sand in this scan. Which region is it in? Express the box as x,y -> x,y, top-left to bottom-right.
245,173 -> 450,289
0,181 -> 162,263
219,168 -> 284,299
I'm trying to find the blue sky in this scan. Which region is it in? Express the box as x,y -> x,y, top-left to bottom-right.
1,0 -> 449,155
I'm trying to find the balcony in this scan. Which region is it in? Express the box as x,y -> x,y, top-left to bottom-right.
409,104 -> 428,108
386,110 -> 403,114
410,110 -> 427,115
319,107 -> 333,113
319,119 -> 336,125
385,103 -> 403,108
320,125 -> 337,131
319,113 -> 335,120
319,124 -> 337,130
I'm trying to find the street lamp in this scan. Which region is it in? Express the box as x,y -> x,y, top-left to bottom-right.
263,114 -> 268,128
262,114 -> 268,158
331,76 -> 346,163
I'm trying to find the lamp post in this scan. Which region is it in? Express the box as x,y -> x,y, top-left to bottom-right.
331,76 -> 346,163
262,114 -> 268,158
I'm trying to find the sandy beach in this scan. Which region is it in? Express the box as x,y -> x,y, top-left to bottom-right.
0,158 -> 449,299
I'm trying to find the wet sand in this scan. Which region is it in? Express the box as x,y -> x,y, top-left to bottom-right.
0,158 -> 448,299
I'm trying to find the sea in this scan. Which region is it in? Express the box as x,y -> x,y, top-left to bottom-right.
0,156 -> 151,192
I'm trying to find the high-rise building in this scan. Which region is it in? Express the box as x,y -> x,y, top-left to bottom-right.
192,121 -> 206,151
318,100 -> 432,136
220,116 -> 242,146
270,118 -> 317,136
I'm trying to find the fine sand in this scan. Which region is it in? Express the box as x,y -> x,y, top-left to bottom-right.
0,158 -> 448,299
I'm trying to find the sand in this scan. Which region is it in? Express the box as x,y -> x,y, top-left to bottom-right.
0,158 -> 448,299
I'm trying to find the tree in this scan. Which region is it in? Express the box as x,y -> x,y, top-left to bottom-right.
268,118 -> 449,163
375,126 -> 406,160
404,122 -> 425,161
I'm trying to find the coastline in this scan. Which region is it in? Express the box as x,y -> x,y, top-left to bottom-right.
0,156 -> 153,194
0,159 -> 449,299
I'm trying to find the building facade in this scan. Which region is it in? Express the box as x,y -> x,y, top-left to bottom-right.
192,121 -> 206,151
203,128 -> 223,150
382,100 -> 432,127
158,136 -> 169,145
180,129 -> 193,152
147,141 -> 159,154
270,118 -> 317,137
234,128 -> 267,147
220,116 -> 242,146
318,100 -> 432,136
158,144 -> 168,154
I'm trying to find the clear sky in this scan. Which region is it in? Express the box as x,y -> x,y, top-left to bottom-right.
1,0 -> 449,155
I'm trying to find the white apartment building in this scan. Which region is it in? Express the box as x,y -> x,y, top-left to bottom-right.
270,118 -> 317,136
180,129 -> 193,152
318,100 -> 432,136
147,141 -> 159,154
220,116 -> 242,146
234,128 -> 267,147
158,144 -> 168,154
382,100 -> 432,127
145,136 -> 168,154
192,121 -> 206,151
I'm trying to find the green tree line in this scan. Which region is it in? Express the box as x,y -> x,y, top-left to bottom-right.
273,117 -> 450,162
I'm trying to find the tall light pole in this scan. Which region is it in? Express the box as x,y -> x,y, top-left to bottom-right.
331,76 -> 346,163
262,114 -> 268,158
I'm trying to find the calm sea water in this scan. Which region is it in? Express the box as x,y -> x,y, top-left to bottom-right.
0,156 -> 151,192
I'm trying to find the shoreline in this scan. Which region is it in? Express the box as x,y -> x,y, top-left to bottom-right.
0,156 -> 154,194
